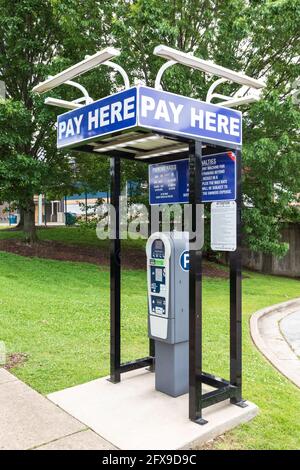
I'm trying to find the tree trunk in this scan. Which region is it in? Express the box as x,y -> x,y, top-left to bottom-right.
15,208 -> 24,230
23,199 -> 37,243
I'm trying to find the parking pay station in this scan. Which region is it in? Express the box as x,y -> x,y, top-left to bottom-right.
33,45 -> 264,426
147,232 -> 189,396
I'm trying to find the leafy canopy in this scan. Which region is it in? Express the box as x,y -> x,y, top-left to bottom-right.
0,0 -> 299,253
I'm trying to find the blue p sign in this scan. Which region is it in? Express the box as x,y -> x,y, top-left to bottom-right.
180,251 -> 190,271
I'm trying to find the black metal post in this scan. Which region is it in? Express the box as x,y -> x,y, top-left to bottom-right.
110,156 -> 121,383
189,141 -> 206,424
148,205 -> 155,371
229,149 -> 245,406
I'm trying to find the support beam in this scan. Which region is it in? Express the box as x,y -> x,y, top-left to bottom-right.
148,206 -> 155,372
202,386 -> 235,408
110,156 -> 121,383
119,357 -> 154,374
189,141 -> 206,424
229,149 -> 243,405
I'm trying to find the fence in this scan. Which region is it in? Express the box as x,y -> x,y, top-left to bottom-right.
242,223 -> 300,278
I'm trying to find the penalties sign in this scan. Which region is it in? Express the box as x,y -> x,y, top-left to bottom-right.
149,152 -> 236,204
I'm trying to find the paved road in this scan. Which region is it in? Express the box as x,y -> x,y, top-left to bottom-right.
280,310 -> 300,358
250,299 -> 300,389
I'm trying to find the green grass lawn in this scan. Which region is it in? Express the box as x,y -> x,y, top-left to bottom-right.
0,225 -> 146,251
0,248 -> 300,449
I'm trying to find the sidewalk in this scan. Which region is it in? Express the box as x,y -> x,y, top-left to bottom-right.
0,368 -> 116,450
250,298 -> 300,389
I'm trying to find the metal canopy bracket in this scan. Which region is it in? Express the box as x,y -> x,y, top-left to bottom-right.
154,45 -> 265,89
206,79 -> 262,108
154,45 -> 265,108
45,79 -> 93,110
33,47 -> 130,111
32,47 -> 120,94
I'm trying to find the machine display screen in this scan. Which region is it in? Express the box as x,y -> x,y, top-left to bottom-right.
151,239 -> 165,259
155,240 -> 163,250
150,266 -> 165,293
155,268 -> 163,282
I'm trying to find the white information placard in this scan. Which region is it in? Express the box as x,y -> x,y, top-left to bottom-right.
211,201 -> 237,251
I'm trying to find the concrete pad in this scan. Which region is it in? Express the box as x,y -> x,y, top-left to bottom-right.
48,369 -> 258,450
0,378 -> 85,450
0,368 -> 18,384
36,430 -> 117,450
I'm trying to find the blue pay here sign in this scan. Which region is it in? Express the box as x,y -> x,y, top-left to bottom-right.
56,86 -> 242,150
149,152 -> 236,204
139,86 -> 242,148
57,87 -> 137,149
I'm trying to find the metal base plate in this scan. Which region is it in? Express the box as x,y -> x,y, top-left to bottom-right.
233,400 -> 248,409
193,417 -> 208,426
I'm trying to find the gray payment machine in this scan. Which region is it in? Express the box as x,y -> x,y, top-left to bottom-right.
146,232 -> 189,397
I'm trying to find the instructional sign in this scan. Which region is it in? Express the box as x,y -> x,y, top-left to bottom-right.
211,201 -> 237,251
57,86 -> 242,149
202,152 -> 236,201
149,159 -> 188,204
149,152 -> 236,204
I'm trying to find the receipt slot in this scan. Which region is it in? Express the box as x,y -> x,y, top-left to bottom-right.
146,232 -> 189,397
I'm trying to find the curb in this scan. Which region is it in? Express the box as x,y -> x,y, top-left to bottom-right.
250,298 -> 300,389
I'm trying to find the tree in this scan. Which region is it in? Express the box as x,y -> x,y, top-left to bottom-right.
0,1 -> 64,241
109,0 -> 300,255
1,0 -> 299,254
0,0 -> 113,242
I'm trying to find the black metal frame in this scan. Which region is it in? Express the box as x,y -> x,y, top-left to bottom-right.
109,154 -> 155,383
108,136 -> 243,423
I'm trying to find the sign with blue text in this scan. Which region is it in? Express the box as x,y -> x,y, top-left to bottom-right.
57,87 -> 137,149
57,86 -> 242,149
139,87 -> 242,148
149,159 -> 188,205
149,152 -> 236,205
202,152 -> 236,202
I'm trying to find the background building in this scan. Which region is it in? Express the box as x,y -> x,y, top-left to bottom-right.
34,191 -> 109,225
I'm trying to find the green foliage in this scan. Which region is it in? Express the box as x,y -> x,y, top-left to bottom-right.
0,0 -> 66,230
243,93 -> 300,254
0,97 -> 71,205
110,0 -> 300,255
0,0 -> 113,236
0,0 -> 299,252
